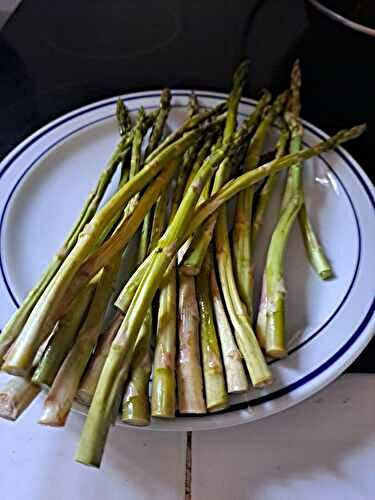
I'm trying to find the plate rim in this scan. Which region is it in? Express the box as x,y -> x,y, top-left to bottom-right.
0,89 -> 374,431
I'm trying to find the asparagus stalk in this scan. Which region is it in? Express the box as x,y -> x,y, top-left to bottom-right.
180,91 -> 271,276
122,91 -> 173,425
31,283 -> 95,388
252,122 -> 290,243
0,129 -> 131,360
145,88 -> 172,158
177,271 -> 206,414
215,198 -> 272,386
210,259 -> 248,393
0,376 -> 40,421
121,314 -> 152,426
232,91 -> 288,319
39,255 -> 121,427
282,61 -> 333,280
150,263 -> 177,418
76,312 -> 123,406
75,142 -> 230,467
197,252 -> 229,412
2,128 -> 201,376
257,195 -> 303,357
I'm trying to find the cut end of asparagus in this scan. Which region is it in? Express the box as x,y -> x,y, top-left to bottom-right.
1,364 -> 30,378
265,347 -> 288,360
0,377 -> 40,421
39,403 -> 68,427
75,390 -> 93,407
122,396 -> 150,426
207,398 -> 230,413
178,264 -> 200,276
151,368 -> 176,419
320,269 -> 334,280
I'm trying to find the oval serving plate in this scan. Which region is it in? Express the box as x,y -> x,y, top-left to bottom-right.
0,90 -> 374,431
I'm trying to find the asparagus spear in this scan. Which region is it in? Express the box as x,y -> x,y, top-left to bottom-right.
177,271 -> 206,414
197,252 -> 229,412
252,122 -> 290,243
0,128 -> 131,360
282,61 -> 333,280
31,283 -> 95,388
116,98 -> 131,137
256,195 -> 303,357
210,259 -> 248,393
2,128 -> 201,376
76,312 -> 123,406
0,376 -> 40,421
180,90 -> 271,276
122,91 -> 173,425
232,91 -> 288,319
150,263 -> 177,418
39,255 -> 121,427
75,141 -> 231,467
145,88 -> 172,158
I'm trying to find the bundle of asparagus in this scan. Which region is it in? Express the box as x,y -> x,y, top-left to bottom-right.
0,60 -> 365,468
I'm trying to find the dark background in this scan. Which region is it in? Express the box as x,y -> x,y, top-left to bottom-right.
0,0 -> 373,371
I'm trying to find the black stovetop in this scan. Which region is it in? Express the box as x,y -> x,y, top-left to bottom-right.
0,0 -> 373,372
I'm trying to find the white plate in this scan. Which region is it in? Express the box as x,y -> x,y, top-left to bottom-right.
0,91 -> 374,431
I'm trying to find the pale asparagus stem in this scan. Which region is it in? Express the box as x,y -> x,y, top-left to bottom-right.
122,311 -> 152,426
197,252 -> 229,412
180,91 -> 271,276
0,376 -> 40,421
2,129 -> 200,376
75,143 -> 228,467
32,284 -> 95,388
210,261 -> 248,393
0,132 -> 130,360
114,124 -> 366,316
39,256 -> 121,427
252,123 -> 290,244
215,204 -> 272,387
151,263 -> 177,418
299,205 -> 333,279
265,195 -> 303,358
77,312 -> 123,406
233,91 -> 288,319
177,272 -> 206,413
